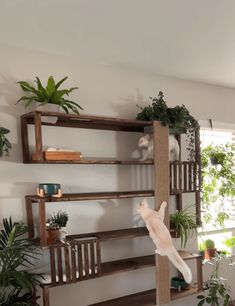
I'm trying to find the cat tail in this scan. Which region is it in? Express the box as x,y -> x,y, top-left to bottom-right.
167,247 -> 192,284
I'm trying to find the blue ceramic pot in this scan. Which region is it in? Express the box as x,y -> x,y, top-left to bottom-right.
38,183 -> 61,195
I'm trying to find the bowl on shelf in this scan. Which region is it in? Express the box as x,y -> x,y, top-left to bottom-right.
37,183 -> 62,197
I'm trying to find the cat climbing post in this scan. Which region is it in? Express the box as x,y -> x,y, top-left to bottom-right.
153,121 -> 170,305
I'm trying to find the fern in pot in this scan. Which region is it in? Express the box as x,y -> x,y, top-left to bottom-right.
17,76 -> 83,123
47,210 -> 69,241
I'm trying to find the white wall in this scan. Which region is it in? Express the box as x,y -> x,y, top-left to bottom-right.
1,2 -> 235,306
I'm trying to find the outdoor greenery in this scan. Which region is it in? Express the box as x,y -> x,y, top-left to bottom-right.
0,217 -> 43,306
47,210 -> 69,228
201,143 -> 235,227
17,76 -> 83,114
170,205 -> 198,248
0,127 -> 12,157
136,91 -> 199,160
197,253 -> 232,306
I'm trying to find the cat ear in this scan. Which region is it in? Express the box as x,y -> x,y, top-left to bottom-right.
145,134 -> 149,140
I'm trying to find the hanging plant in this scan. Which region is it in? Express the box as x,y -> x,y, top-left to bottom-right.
201,143 -> 235,228
0,127 -> 12,157
136,91 -> 199,160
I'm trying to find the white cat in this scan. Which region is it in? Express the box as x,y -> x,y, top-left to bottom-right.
138,134 -> 180,161
137,199 -> 192,284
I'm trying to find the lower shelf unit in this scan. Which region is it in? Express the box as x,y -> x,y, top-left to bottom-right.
40,235 -> 203,306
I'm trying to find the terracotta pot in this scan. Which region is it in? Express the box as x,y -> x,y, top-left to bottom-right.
47,228 -> 60,245
204,248 -> 217,260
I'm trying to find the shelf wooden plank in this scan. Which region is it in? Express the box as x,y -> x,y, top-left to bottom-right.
88,287 -> 200,306
25,158 -> 154,165
26,190 -> 154,203
88,289 -> 156,306
178,250 -> 202,261
102,255 -> 155,276
68,227 -> 149,241
22,111 -> 153,132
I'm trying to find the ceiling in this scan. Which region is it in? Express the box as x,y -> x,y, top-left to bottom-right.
1,0 -> 235,87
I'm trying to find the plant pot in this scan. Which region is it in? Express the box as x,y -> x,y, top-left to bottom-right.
171,277 -> 190,292
28,103 -> 60,123
204,248 -> 217,260
59,227 -> 68,241
37,103 -> 60,123
47,228 -> 60,245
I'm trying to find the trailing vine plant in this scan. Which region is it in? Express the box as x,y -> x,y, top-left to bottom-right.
136,91 -> 199,160
201,143 -> 235,228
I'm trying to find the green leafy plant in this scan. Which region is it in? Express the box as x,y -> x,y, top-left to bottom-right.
17,76 -> 83,114
197,253 -> 232,306
47,210 -> 69,227
170,205 -> 198,248
205,239 -> 215,249
201,143 -> 235,228
0,217 -> 43,306
136,91 -> 199,160
0,127 -> 12,157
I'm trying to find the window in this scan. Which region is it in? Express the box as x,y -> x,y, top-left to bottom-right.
198,121 -> 235,254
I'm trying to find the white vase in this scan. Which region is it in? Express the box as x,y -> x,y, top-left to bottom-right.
36,103 -> 60,124
27,102 -> 60,124
59,227 -> 68,241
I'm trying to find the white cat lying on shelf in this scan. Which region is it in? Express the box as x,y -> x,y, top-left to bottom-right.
137,199 -> 192,284
138,134 -> 179,161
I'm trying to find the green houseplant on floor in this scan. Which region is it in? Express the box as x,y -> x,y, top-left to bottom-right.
0,127 -> 12,157
0,217 -> 43,306
17,75 -> 83,117
197,253 -> 232,306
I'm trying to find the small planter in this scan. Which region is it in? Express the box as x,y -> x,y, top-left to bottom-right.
171,277 -> 190,292
36,103 -> 60,123
47,228 -> 60,245
204,248 -> 217,260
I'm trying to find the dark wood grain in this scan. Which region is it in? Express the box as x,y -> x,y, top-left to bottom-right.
34,112 -> 43,161
22,111 -> 152,132
27,190 -> 154,203
21,117 -> 30,162
49,248 -> 56,286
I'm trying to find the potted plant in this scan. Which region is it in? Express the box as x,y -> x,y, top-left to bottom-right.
0,217 -> 43,305
136,91 -> 199,160
197,253 -> 232,306
48,210 -> 69,241
17,76 -> 83,123
201,143 -> 235,228
0,127 -> 12,157
204,239 -> 217,260
170,205 -> 198,248
46,220 -> 60,245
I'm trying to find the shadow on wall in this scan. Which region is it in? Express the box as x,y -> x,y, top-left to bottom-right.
109,88 -> 146,119
0,74 -> 25,117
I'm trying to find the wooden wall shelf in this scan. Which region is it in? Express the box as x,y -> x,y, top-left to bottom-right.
21,111 -> 202,306
27,190 -> 154,203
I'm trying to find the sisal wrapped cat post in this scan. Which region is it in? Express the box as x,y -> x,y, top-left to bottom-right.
137,199 -> 192,284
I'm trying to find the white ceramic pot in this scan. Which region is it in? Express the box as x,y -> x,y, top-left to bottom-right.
36,103 -> 60,124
